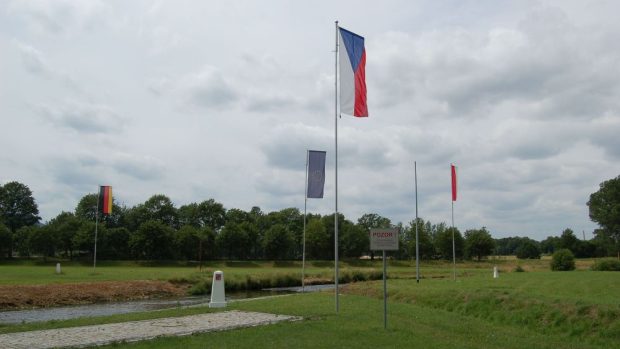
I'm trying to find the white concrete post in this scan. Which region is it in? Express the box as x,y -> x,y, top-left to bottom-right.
56,263 -> 61,274
209,270 -> 227,308
493,266 -> 499,279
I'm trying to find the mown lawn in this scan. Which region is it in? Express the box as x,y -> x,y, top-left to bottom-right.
97,290 -> 616,349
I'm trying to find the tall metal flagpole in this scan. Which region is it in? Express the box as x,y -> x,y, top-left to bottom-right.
93,188 -> 99,273
452,201 -> 456,280
415,161 -> 420,283
334,20 -> 340,313
451,165 -> 456,281
302,150 -> 309,292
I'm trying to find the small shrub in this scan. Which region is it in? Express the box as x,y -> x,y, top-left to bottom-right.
592,258 -> 620,271
341,270 -> 376,283
189,280 -> 211,295
351,270 -> 368,282
270,273 -> 299,287
514,265 -> 525,272
550,249 -> 576,271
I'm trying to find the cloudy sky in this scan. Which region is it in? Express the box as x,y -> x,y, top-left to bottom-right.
1,0 -> 619,240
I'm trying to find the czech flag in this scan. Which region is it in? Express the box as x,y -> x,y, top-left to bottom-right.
99,186 -> 113,215
451,165 -> 458,202
339,27 -> 368,117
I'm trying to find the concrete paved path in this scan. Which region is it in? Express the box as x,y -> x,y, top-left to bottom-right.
0,310 -> 300,349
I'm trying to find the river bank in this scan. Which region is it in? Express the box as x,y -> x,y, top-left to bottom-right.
0,280 -> 189,310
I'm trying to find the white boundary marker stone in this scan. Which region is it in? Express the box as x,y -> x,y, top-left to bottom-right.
493,266 -> 499,279
209,270 -> 227,308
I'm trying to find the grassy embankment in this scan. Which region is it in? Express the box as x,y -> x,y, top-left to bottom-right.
0,259 -> 384,294
1,262 -> 619,348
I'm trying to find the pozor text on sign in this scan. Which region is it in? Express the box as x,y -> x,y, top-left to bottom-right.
372,231 -> 395,238
369,228 -> 399,251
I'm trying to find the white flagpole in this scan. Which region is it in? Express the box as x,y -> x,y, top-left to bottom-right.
452,200 -> 456,280
334,20 -> 340,313
451,164 -> 456,281
415,161 -> 420,283
93,188 -> 99,273
302,150 -> 309,292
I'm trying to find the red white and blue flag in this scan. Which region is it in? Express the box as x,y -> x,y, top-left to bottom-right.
339,27 -> 368,117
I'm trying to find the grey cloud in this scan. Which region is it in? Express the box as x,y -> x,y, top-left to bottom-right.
176,67 -> 239,109
150,54 -> 325,114
370,8 -> 620,122
289,73 -> 333,114
255,170 -> 300,198
260,123 -> 331,170
112,154 -> 165,181
509,143 -> 563,161
245,94 -> 298,112
7,0 -> 106,34
147,77 -> 172,96
396,128 -> 460,165
490,122 -> 574,161
488,116 -> 620,162
76,155 -> 102,167
49,157 -> 102,193
49,153 -> 163,196
13,40 -> 82,92
338,136 -> 399,169
15,41 -> 51,76
189,84 -> 237,109
38,101 -> 123,134
342,181 -> 413,222
589,117 -> 620,160
260,123 -> 402,173
462,160 -> 557,193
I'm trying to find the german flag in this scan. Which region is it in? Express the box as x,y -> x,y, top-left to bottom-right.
99,186 -> 113,215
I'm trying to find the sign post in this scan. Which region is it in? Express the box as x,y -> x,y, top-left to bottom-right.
370,228 -> 399,329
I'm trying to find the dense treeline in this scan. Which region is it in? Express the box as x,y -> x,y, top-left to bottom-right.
495,228 -> 613,259
0,180 -> 619,261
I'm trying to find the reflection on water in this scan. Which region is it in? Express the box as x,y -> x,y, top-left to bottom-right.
0,285 -> 334,324
0,296 -> 210,325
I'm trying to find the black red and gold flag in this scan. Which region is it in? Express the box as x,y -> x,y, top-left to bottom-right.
99,186 -> 113,215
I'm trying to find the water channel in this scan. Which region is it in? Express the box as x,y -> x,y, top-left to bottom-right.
0,284 -> 335,325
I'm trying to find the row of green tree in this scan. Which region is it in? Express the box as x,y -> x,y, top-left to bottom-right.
1,174 -> 619,261
494,228 -> 614,260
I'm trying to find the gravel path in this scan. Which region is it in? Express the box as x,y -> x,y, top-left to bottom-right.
0,310 -> 300,349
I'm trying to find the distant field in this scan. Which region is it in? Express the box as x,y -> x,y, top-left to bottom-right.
0,259 -> 377,285
0,257 -> 597,286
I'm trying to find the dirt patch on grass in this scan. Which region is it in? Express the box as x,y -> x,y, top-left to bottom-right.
0,280 -> 190,310
303,277 -> 332,285
341,282 -> 382,298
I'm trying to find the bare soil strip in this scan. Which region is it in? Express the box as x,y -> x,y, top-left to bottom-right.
0,281 -> 189,310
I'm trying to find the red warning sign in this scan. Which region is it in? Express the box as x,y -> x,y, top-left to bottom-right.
369,228 -> 399,251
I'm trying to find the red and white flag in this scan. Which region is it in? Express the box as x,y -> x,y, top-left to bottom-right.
451,164 -> 458,202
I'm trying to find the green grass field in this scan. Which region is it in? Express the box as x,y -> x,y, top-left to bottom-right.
1,258 -> 619,348
0,257 -> 590,286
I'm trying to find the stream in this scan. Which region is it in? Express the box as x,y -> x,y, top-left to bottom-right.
0,284 -> 335,325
